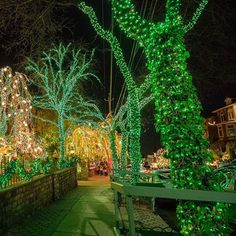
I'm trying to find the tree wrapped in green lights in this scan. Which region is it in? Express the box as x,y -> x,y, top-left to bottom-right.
79,2 -> 154,182
110,0 -> 229,235
26,43 -> 96,161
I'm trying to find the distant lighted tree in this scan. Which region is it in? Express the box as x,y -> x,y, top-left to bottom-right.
76,103 -> 122,176
66,116 -> 122,174
26,43 -> 96,160
110,0 -> 229,235
79,90 -> 153,177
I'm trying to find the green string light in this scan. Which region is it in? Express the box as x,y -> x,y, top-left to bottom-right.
0,159 -> 52,187
79,2 -> 143,183
109,130 -> 119,176
0,157 -> 77,188
111,0 -> 230,234
183,0 -> 209,33
119,130 -> 128,175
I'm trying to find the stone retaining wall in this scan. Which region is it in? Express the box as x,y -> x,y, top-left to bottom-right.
0,167 -> 77,230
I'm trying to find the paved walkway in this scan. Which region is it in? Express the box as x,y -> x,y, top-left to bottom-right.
5,176 -> 116,236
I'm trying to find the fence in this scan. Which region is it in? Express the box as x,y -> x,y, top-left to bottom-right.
0,156 -> 28,189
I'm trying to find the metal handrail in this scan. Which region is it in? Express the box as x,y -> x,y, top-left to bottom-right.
111,181 -> 236,236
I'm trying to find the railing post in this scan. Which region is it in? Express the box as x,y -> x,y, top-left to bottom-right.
114,190 -> 121,229
126,195 -> 136,236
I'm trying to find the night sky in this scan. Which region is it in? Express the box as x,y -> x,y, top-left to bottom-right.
0,0 -> 236,155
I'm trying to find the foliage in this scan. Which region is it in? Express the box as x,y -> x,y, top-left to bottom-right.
0,156 -> 78,188
0,158 -> 52,187
26,43 -> 96,160
57,155 -> 78,169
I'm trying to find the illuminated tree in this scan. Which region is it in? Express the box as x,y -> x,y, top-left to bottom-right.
0,66 -> 42,158
79,90 -> 153,178
0,67 -> 49,187
110,0 -> 229,235
79,2 -> 154,182
26,43 -> 96,160
77,103 -> 122,176
67,123 -> 121,163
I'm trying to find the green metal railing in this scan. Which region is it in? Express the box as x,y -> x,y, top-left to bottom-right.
113,170 -> 170,184
111,181 -> 236,236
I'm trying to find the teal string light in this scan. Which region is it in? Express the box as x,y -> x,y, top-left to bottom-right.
26,43 -> 96,160
111,0 -> 230,235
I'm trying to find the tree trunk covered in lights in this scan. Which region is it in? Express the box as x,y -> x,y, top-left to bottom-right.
120,130 -> 128,175
127,90 -> 141,183
58,112 -> 65,160
109,130 -> 119,176
111,0 -> 229,235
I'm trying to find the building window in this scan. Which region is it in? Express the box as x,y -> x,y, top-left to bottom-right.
217,125 -> 224,138
226,124 -> 236,137
228,108 -> 234,120
220,110 -> 226,122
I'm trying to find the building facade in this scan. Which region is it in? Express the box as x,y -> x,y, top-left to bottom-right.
207,98 -> 236,156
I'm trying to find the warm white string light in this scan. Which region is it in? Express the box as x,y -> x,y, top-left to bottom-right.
0,66 -> 43,159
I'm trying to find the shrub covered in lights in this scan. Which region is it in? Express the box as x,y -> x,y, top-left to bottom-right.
0,156 -> 78,188
108,0 -> 229,235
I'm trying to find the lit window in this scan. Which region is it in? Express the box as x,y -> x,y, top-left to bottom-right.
226,125 -> 236,137
228,108 -> 234,120
217,125 -> 224,138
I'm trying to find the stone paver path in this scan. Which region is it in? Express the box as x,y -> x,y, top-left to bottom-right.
4,176 -> 116,236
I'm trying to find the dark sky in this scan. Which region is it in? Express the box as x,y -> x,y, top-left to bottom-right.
0,0 -> 236,155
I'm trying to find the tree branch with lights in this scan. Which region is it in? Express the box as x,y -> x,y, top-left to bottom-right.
79,2 -> 155,183
79,2 -> 145,182
111,0 -> 230,235
26,43 -> 96,161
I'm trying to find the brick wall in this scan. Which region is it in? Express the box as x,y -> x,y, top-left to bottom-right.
0,167 -> 77,230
